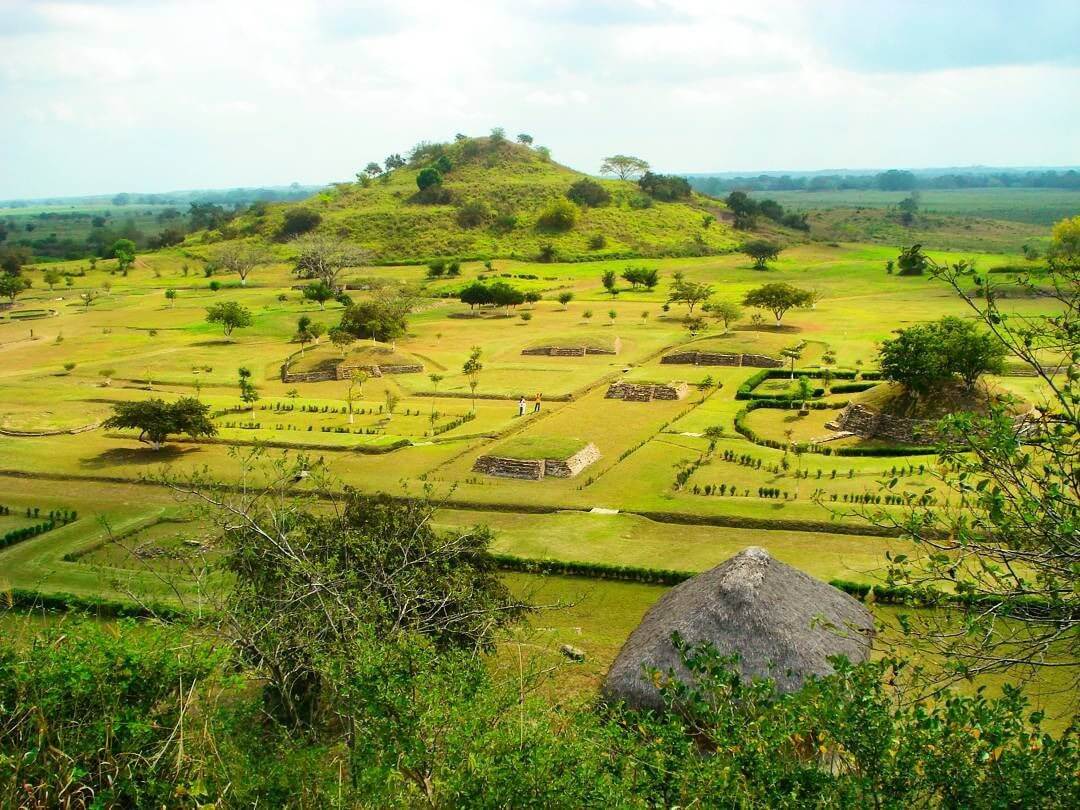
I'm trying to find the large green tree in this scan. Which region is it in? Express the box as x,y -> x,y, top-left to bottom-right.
205,300 -> 253,337
102,396 -> 216,449
741,282 -> 814,324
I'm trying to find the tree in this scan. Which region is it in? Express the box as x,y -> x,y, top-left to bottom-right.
557,291 -> 574,310
599,154 -> 650,181
102,397 -> 215,449
741,239 -> 782,269
43,268 -> 63,290
338,286 -> 415,343
1048,214 -> 1080,265
427,373 -> 444,420
854,251 -> 1080,684
0,245 -> 32,275
280,207 -> 321,237
708,300 -> 742,332
622,266 -> 659,289
383,388 -> 400,419
897,193 -> 919,225
488,281 -> 525,315
79,288 -> 100,310
416,167 -> 442,191
897,243 -> 929,276
537,199 -> 577,231
741,282 -> 814,325
667,278 -> 713,314
637,172 -> 691,201
346,370 -> 367,423
238,367 -> 259,415
459,281 -> 493,312
329,325 -> 353,357
879,316 -> 1006,395
112,239 -> 136,275
291,233 -> 369,291
384,153 -> 406,171
211,243 -> 272,286
164,288 -> 177,307
302,280 -> 335,309
601,269 -> 617,296
463,346 -> 483,411
565,179 -> 610,207
205,301 -> 253,337
607,309 -> 617,325
364,161 -> 382,177
516,133 -> 533,145
0,273 -> 30,303
780,345 -> 803,379
725,191 -> 758,230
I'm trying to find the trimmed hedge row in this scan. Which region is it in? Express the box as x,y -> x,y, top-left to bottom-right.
5,588 -> 187,620
0,511 -> 78,550
735,368 -> 882,401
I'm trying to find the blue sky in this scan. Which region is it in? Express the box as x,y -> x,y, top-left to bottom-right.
1,0 -> 1077,198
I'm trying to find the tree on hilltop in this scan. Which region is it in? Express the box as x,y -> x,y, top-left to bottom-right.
279,208 -> 321,238
565,179 -> 610,208
102,397 -> 215,449
516,133 -> 533,145
879,316 -> 1006,396
600,154 -> 650,181
384,153 -> 406,171
742,282 -> 814,325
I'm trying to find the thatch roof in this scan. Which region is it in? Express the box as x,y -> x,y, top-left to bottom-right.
601,547 -> 874,712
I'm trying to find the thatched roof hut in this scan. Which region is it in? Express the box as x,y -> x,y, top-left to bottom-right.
601,547 -> 874,712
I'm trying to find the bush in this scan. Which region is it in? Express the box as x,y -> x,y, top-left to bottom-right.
416,166 -> 443,191
536,199 -> 578,231
566,179 -> 611,207
588,234 -> 607,250
279,208 -> 321,238
638,171 -> 691,201
456,201 -> 490,228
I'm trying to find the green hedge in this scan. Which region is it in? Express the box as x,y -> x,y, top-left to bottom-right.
5,588 -> 187,620
493,554 -> 693,586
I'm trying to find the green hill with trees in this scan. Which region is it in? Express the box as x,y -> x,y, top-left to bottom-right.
216,132 -> 739,263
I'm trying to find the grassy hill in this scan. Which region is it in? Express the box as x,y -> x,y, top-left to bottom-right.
223,136 -> 740,263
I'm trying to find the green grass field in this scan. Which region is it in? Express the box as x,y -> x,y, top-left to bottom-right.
0,189 -> 1071,720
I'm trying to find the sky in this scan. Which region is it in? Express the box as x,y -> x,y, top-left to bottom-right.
1,0 -> 1078,199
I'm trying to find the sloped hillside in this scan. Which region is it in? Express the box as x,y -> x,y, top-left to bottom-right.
228,136 -> 739,262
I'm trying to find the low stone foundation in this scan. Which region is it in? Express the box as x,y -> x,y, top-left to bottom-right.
473,443 -> 600,480
281,359 -> 423,383
606,381 -> 689,402
661,350 -> 781,368
522,337 -> 621,357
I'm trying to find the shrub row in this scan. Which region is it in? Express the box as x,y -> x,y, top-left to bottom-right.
492,554 -> 693,586
5,588 -> 187,620
430,411 -> 476,436
0,510 -> 77,550
829,381 -> 878,394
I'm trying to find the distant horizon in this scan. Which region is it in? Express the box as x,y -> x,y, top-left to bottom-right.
3,163 -> 1079,206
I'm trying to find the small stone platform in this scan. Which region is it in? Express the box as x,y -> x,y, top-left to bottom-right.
473,443 -> 601,480
661,350 -> 781,368
605,381 -> 688,402
522,337 -> 621,357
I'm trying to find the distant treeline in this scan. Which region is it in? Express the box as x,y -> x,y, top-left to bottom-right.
0,184 -> 325,209
687,168 -> 1080,195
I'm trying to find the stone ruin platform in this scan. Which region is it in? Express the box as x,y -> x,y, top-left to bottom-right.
473,443 -> 601,480
522,337 -> 621,357
605,381 -> 688,402
660,350 -> 780,368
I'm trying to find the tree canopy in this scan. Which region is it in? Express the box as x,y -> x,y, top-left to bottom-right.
102,397 -> 216,449
878,316 -> 1006,395
741,283 -> 815,324
741,239 -> 782,269
205,301 -> 253,337
599,154 -> 650,181
565,178 -> 611,207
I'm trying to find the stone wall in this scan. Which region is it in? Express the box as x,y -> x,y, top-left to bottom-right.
473,443 -> 600,480
661,351 -> 781,368
521,337 -> 620,357
835,404 -> 947,444
606,382 -> 689,402
282,360 -> 423,383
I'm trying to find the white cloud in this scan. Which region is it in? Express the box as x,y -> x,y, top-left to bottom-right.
0,0 -> 1076,197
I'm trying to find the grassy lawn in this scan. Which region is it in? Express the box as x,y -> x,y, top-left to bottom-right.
490,435 -> 588,461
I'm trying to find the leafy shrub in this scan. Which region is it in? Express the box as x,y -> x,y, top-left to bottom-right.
588,234 -> 607,250
566,178 -> 611,207
537,199 -> 578,231
638,171 -> 691,200
279,207 -> 321,238
456,201 -> 491,228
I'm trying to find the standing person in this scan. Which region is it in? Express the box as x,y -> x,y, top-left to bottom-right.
518,396 -> 526,417
533,392 -> 542,413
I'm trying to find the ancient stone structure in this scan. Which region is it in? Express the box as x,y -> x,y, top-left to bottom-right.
473,443 -> 600,480
661,350 -> 781,368
521,337 -> 621,357
280,358 -> 422,383
606,381 -> 689,402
